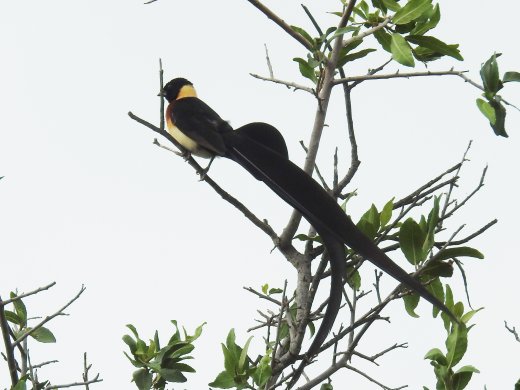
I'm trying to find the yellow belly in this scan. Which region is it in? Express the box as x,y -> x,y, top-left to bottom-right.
166,120 -> 213,158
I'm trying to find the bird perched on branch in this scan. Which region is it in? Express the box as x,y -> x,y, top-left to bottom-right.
160,77 -> 457,386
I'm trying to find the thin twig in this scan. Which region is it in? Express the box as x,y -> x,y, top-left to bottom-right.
249,73 -> 314,94
245,0 -> 314,51
0,282 -> 56,306
334,69 -> 468,85
342,16 -> 392,47
271,280 -> 288,367
440,141 -> 472,227
280,0 -> 358,246
264,44 -> 274,78
299,141 -> 330,191
0,295 -> 19,384
345,364 -> 407,390
504,321 -> 520,342
130,113 -> 287,252
244,287 -> 282,306
159,59 -> 165,132
13,286 -> 86,348
42,375 -> 102,390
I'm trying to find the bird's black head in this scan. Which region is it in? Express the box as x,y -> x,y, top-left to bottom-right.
161,78 -> 195,102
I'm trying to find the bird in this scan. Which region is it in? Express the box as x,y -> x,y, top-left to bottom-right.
160,77 -> 458,386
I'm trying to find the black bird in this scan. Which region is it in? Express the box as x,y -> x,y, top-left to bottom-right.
161,77 -> 457,385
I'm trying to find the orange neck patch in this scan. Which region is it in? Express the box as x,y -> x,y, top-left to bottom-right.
177,85 -> 197,99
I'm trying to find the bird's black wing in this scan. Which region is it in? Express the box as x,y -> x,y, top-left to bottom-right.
170,97 -> 232,156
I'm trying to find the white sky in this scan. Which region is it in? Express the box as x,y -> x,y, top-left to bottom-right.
1,1 -> 519,389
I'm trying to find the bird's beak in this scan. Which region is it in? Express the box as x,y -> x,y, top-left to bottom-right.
157,90 -> 165,97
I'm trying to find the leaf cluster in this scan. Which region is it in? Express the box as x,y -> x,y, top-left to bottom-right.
209,329 -> 272,389
123,320 -> 205,390
423,286 -> 482,390
476,53 -> 520,137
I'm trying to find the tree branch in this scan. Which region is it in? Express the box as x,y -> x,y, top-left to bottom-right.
245,0 -> 314,51
13,286 -> 86,348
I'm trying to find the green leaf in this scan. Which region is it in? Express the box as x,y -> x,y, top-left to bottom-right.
407,35 -> 463,61
209,371 -> 235,389
382,0 -> 401,11
345,266 -> 362,290
252,353 -> 272,387
393,0 -> 432,25
436,247 -> 484,261
290,25 -> 315,47
158,368 -> 187,382
4,310 -> 23,326
123,334 -> 137,353
515,378 -> 520,390
380,198 -> 394,228
413,46 -> 444,62
171,362 -> 196,373
133,368 -> 153,390
374,29 -> 392,52
399,218 -> 426,264
427,278 -> 445,317
410,4 -> 440,35
237,336 -> 253,373
360,0 -> 370,16
504,71 -> 520,83
445,324 -> 468,368
489,99 -> 508,137
391,33 -> 415,67
185,321 -> 205,343
13,379 -> 27,390
476,98 -> 496,124
28,326 -> 56,343
357,204 -> 380,239
424,348 -> 447,365
293,233 -> 322,243
460,307 -> 483,324
328,26 -> 360,44
423,196 -> 440,254
337,48 -> 376,67
268,288 -> 283,295
456,365 -> 480,374
10,292 -> 27,327
320,384 -> 334,390
293,58 -> 318,83
422,261 -> 454,278
126,324 -> 140,339
261,284 -> 268,295
480,53 -> 503,94
452,366 -> 480,390
403,292 -> 420,317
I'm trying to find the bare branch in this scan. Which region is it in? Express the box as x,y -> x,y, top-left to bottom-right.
393,163 -> 462,209
244,286 -> 282,306
129,113 -> 289,255
0,282 -> 56,306
342,16 -> 392,47
42,375 -> 102,390
13,286 -> 86,348
245,0 -> 314,51
280,0 -> 358,245
441,166 -> 487,221
345,364 -> 407,390
504,321 -> 520,342
334,69 -> 468,85
0,295 -> 18,384
249,73 -> 314,94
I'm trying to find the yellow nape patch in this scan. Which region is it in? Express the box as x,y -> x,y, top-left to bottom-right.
177,85 -> 197,99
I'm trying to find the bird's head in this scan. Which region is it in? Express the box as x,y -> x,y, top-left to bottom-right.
160,78 -> 197,102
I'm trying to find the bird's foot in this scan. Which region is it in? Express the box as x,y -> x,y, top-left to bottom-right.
198,156 -> 216,181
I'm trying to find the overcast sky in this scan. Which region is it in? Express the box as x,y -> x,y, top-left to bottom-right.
1,1 -> 519,389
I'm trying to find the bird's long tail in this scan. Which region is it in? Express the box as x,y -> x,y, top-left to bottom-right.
223,122 -> 456,386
